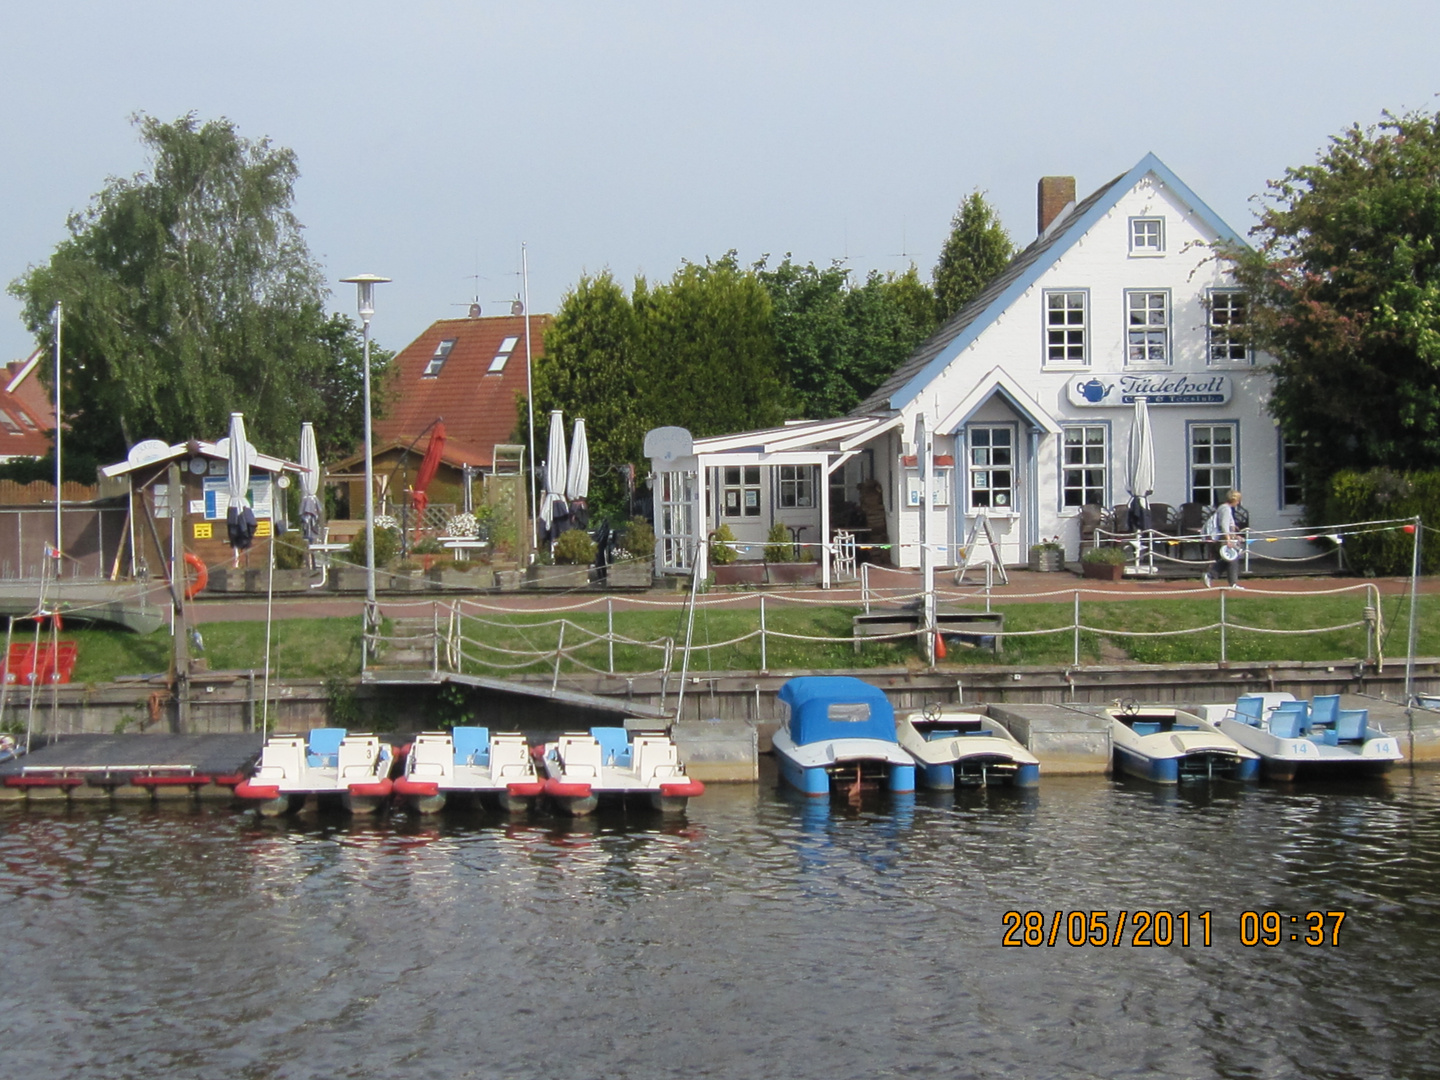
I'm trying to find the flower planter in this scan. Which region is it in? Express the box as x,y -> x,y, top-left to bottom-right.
329,566 -> 370,593
428,568 -> 490,591
384,570 -> 425,593
1081,561 -> 1125,581
207,567 -> 248,593
245,568 -> 316,593
606,561 -> 654,588
1028,549 -> 1065,573
766,562 -> 821,585
526,564 -> 593,589
713,562 -> 765,586
493,569 -> 523,591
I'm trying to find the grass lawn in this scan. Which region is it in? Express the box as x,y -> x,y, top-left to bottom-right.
41,587 -> 1432,683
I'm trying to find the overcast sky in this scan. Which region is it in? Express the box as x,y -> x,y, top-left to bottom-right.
3,2 -> 1437,371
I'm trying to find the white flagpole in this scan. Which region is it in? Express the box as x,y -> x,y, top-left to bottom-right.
52,303 -> 62,565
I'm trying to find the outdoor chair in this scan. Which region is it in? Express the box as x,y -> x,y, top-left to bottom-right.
1149,503 -> 1175,534
307,727 -> 346,767
1328,709 -> 1369,744
1175,502 -> 1208,560
592,726 -> 634,767
1269,702 -> 1309,739
1079,504 -> 1110,551
1233,696 -> 1265,725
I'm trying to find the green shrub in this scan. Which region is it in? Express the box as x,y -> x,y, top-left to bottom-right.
346,525 -> 399,566
764,522 -> 793,563
1082,544 -> 1129,565
1322,469 -> 1438,575
622,516 -> 656,560
709,523 -> 738,565
273,536 -> 308,570
553,528 -> 597,565
412,536 -> 445,555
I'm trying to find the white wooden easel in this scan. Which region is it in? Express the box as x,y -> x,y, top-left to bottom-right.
954,513 -> 1009,585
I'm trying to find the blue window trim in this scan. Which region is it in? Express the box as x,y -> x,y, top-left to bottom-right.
1128,216 -> 1165,256
1186,419 -> 1240,505
1205,288 -> 1253,366
1041,287 -> 1091,369
1123,287 -> 1173,367
1057,419 -> 1112,513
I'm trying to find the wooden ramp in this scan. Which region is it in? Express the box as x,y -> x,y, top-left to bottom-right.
365,668 -> 671,726
0,581 -> 169,634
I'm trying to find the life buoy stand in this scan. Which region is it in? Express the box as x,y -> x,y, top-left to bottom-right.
182,552 -> 208,599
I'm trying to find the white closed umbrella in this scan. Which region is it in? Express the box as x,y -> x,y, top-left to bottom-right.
1126,395 -> 1156,541
566,418 -> 589,501
298,421 -> 322,544
224,412 -> 256,564
540,409 -> 567,539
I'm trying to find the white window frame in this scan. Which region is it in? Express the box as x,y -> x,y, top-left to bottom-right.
1129,217 -> 1165,256
1207,289 -> 1251,364
777,465 -> 816,509
422,338 -> 457,377
1044,290 -> 1088,367
965,425 -> 1015,512
721,465 -> 762,518
1188,422 -> 1238,507
1279,433 -> 1303,509
1060,424 -> 1108,509
1126,290 -> 1170,365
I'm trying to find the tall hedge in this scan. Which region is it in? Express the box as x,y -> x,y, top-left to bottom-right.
1323,470 -> 1436,575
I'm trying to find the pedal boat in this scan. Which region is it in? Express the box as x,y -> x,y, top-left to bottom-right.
392,726 -> 545,814
771,676 -> 915,798
540,726 -> 705,816
895,705 -> 1040,789
235,728 -> 395,815
1212,694 -> 1403,782
1105,706 -> 1260,784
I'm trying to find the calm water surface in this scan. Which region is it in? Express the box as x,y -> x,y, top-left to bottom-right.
2,765 -> 1439,1080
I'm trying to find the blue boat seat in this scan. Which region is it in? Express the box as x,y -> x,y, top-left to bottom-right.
451,726 -> 490,766
1131,722 -> 1162,736
1269,706 -> 1305,740
307,727 -> 346,767
1234,696 -> 1265,725
1326,709 -> 1369,745
1309,695 -> 1341,730
591,726 -> 633,767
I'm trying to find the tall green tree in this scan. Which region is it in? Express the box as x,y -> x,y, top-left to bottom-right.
9,112 -> 385,465
1224,108 -> 1440,508
932,190 -> 1015,322
755,257 -> 937,418
531,271 -> 643,514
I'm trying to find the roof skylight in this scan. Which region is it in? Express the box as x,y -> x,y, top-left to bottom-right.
423,338 -> 457,377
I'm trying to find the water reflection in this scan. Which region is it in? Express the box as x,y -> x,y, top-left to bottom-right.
1,773 -> 1438,1078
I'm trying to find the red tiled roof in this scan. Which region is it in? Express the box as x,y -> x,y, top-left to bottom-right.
370,314 -> 548,471
0,355 -> 57,459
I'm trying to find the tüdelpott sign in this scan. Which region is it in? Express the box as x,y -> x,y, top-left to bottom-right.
1066,373 -> 1231,407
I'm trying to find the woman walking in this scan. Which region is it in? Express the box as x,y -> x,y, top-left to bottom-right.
1203,490 -> 1245,589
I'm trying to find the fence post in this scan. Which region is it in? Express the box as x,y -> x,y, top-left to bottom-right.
552,622 -> 566,692
1219,590 -> 1227,664
1073,589 -> 1081,668
760,595 -> 768,674
607,597 -> 614,674
432,603 -> 439,677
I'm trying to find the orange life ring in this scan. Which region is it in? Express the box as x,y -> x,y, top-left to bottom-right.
183,552 -> 209,599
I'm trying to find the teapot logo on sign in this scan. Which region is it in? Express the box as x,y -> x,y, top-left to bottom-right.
1067,373 -> 1229,407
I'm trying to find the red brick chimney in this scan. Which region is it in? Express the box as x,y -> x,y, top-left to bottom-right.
1037,176 -> 1076,236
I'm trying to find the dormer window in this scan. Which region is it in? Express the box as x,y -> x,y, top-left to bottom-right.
487,335 -> 521,374
423,339 -> 457,377
1129,217 -> 1164,255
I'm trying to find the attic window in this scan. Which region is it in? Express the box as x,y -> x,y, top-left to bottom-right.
423,339 -> 457,377
487,336 -> 521,374
14,408 -> 35,429
0,410 -> 21,434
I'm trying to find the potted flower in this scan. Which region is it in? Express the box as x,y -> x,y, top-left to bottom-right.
711,524 -> 764,586
1028,537 -> 1065,573
764,522 -> 820,585
1080,544 -> 1128,581
608,517 -> 656,588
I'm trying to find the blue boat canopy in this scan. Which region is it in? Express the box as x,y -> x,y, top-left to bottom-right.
778,677 -> 897,745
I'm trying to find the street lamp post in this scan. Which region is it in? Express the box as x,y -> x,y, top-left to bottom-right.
340,274 -> 391,619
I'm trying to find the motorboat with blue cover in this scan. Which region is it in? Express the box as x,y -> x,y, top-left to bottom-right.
1209,694 -> 1403,781
895,704 -> 1040,788
392,726 -> 544,814
1102,704 -> 1259,784
235,727 -> 395,815
540,726 -> 705,815
772,676 -> 916,797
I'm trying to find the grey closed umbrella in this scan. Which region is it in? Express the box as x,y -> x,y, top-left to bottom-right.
566,418 -> 590,530
540,409 -> 568,542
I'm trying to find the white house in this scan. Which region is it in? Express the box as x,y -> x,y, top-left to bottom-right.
649,154 -> 1302,581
